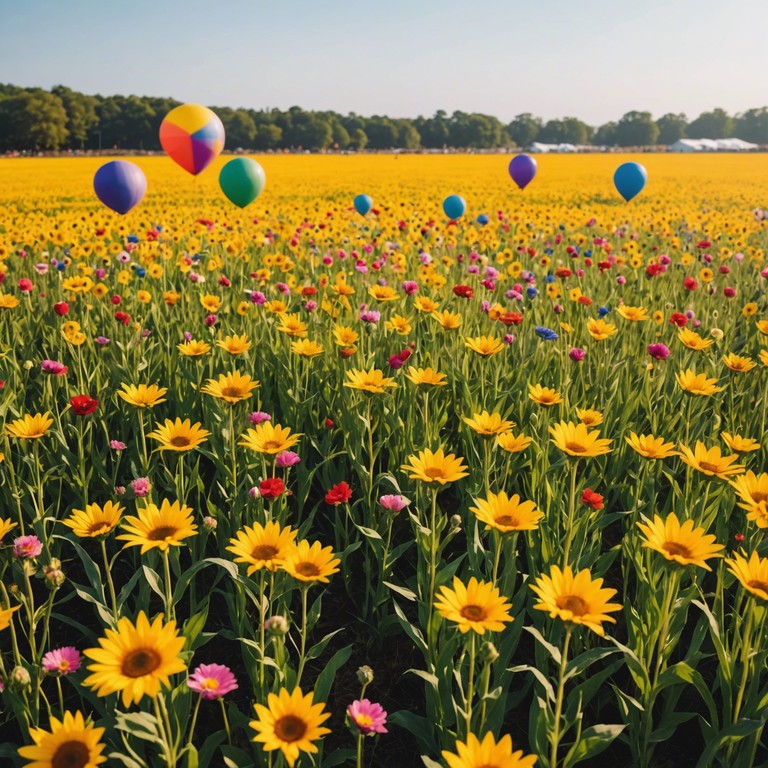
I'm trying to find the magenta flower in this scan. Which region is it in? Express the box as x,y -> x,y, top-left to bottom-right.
276,451 -> 301,468
569,348 -> 586,362
130,477 -> 151,497
187,663 -> 239,700
379,495 -> 411,513
347,699 -> 388,735
647,343 -> 670,360
249,411 -> 271,425
359,310 -> 380,323
41,360 -> 68,376
13,535 -> 43,559
110,440 -> 127,451
42,647 -> 81,676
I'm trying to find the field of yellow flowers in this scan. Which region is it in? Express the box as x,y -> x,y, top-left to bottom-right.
0,153 -> 768,768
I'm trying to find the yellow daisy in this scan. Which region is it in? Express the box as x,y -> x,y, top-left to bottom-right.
549,421 -> 612,458
227,521 -> 298,575
239,422 -> 302,454
401,448 -> 469,485
200,371 -> 260,404
462,411 -> 514,436
63,501 -> 124,538
442,732 -> 537,768
117,499 -> 197,554
343,368 -> 397,394
434,576 -> 513,634
470,491 -> 543,533
678,442 -> 745,479
637,513 -> 724,570
18,711 -> 107,768
624,432 -> 678,459
147,419 -> 210,452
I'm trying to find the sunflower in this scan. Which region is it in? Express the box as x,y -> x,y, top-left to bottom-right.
199,294 -> 221,313
147,418 -> 210,452
576,407 -> 603,426
117,499 -> 197,554
677,328 -> 713,351
117,383 -> 168,408
462,411 -> 514,436
250,687 -> 331,767
624,432 -> 678,459
291,339 -> 324,357
401,448 -> 469,485
637,513 -> 724,570
83,612 -> 186,706
730,471 -> 768,513
239,422 -> 302,454
586,318 -> 617,340
332,326 -> 359,347
496,431 -> 533,453
675,369 -> 723,396
678,442 -> 745,479
414,296 -> 439,313
63,501 -> 124,538
177,339 -> 212,356
6,413 -> 53,440
216,334 -> 251,355
470,491 -> 542,533
277,314 -> 308,337
385,314 -> 412,334
723,353 -> 757,372
282,540 -> 340,583
530,565 -> 622,636
434,576 -> 513,634
442,731 -> 537,768
18,710 -> 106,768
343,368 -> 397,394
528,384 -> 562,407
616,305 -> 649,322
368,285 -> 399,301
434,309 -> 463,330
721,432 -> 760,453
405,366 -> 447,386
549,421 -> 612,458
0,517 -> 18,539
727,551 -> 768,602
464,335 -> 504,356
226,521 -> 298,574
201,371 -> 260,404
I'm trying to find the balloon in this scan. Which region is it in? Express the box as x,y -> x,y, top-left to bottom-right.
219,158 -> 266,208
93,161 -> 147,214
353,194 -> 373,216
159,104 -> 225,175
443,194 -> 466,219
476,213 -> 490,225
614,162 -> 647,202
508,154 -> 537,190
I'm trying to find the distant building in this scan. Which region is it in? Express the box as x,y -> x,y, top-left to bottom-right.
528,142 -> 577,153
668,138 -> 759,152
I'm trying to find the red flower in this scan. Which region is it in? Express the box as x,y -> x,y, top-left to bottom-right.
218,276 -> 231,288
110,295 -> 122,305
114,311 -> 131,326
697,240 -> 711,249
453,285 -> 474,299
301,286 -> 318,297
735,533 -> 745,543
581,489 -> 604,510
325,482 -> 353,505
53,301 -> 70,316
683,277 -> 698,291
646,263 -> 663,277
669,312 -> 688,327
18,278 -> 34,292
325,418 -> 335,429
259,477 -> 286,500
70,395 -> 99,416
554,268 -> 572,279
499,311 -> 523,325
577,296 -> 593,306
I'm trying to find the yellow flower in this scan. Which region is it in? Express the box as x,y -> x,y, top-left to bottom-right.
433,309 -> 462,330
291,339 -> 324,357
333,326 -> 359,347
265,299 -> 288,314
200,294 -> 221,313
726,551 -> 768,602
624,432 -> 678,459
675,369 -> 723,396
0,518 -> 17,540
0,604 -> 20,632
576,408 -> 603,426
637,513 -> 724,570
549,421 -> 612,458
282,540 -> 340,583
117,383 -> 168,408
530,565 -> 621,636
755,320 -> 768,336
699,267 -> 714,282
528,384 -> 562,407
405,366 -> 447,386
18,711 -> 107,768
442,732 -> 537,768
0,293 -> 20,309
743,302 -> 759,317
729,471 -> 768,514
678,442 -> 745,479
653,310 -> 664,324
677,328 -> 713,350
216,334 -> 251,355
236,301 -> 250,315
414,296 -> 439,313
343,368 -> 397,394
434,576 -> 513,634
178,339 -> 211,356
227,521 -> 298,574
470,491 -> 542,533
6,412 -> 53,440
401,448 -> 469,485
616,305 -> 649,321
62,275 -> 94,293
147,418 -> 210,452
586,318 -> 617,340
721,432 -> 760,453
239,422 -> 301,454
117,499 -> 198,553
464,335 -> 503,356
250,687 -> 331,768
277,313 -> 308,337
462,411 -> 514,436
63,501 -> 124,538
723,353 -> 756,372
83,612 -> 186,706
136,290 -> 151,304
385,314 -> 412,334
496,432 -> 533,453
201,371 -> 260,403
368,284 -> 399,301
760,349 -> 768,367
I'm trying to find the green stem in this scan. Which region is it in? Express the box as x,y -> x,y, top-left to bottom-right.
186,695 -> 202,752
356,731 -> 364,768
427,488 -> 439,652
732,599 -> 755,725
100,539 -> 119,624
465,632 -> 477,738
162,549 -> 174,623
491,532 -> 503,586
562,461 -> 578,566
295,587 -> 309,688
259,570 -> 267,695
220,697 -> 232,746
551,626 -> 573,768
229,406 -> 238,500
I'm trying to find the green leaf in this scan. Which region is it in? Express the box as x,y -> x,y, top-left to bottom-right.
523,625 -> 561,664
185,744 -> 198,768
421,757 -> 443,768
508,664 -> 556,704
313,644 -> 352,703
106,754 -> 145,768
564,646 -> 619,683
220,745 -> 254,768
388,711 -> 439,756
385,581 -> 417,601
183,606 -> 209,651
563,723 -> 626,767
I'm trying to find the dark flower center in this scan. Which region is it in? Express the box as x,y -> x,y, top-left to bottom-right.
494,515 -> 520,527
424,466 -> 446,479
251,545 -> 279,560
148,526 -> 178,541
274,714 -> 307,743
460,604 -> 487,621
557,595 -> 588,616
86,522 -> 112,536
52,741 -> 90,768
564,441 -> 587,453
169,436 -> 191,447
295,562 -> 321,577
121,647 -> 161,678
220,386 -> 243,398
698,461 -> 720,473
663,542 -> 692,558
747,579 -> 768,594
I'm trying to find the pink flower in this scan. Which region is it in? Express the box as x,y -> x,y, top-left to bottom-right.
379,494 -> 410,513
130,477 -> 151,497
187,663 -> 239,700
359,310 -> 380,323
41,360 -> 68,376
276,451 -> 301,468
249,411 -> 271,425
569,348 -> 585,362
42,647 -> 81,676
648,344 -> 670,360
13,535 -> 43,559
347,699 -> 388,735
110,440 -> 127,451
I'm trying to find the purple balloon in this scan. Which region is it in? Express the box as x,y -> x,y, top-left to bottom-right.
93,161 -> 147,214
508,154 -> 537,190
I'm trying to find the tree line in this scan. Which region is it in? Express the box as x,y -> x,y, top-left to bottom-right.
1,83 -> 768,152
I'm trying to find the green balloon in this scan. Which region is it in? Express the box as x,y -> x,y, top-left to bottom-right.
219,157 -> 266,208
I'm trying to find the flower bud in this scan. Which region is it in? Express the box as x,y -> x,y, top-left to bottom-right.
11,666 -> 31,689
203,516 -> 217,532
450,514 -> 462,530
264,615 -> 289,636
356,665 -> 375,686
480,641 -> 500,663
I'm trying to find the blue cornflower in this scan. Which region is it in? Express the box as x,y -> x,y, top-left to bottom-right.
598,306 -> 610,318
535,326 -> 559,341
526,286 -> 539,299
127,234 -> 139,243
544,274 -> 555,284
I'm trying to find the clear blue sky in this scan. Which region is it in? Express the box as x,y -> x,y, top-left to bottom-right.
2,0 -> 766,125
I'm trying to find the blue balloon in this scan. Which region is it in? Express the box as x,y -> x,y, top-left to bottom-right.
93,161 -> 147,214
443,194 -> 466,219
476,213 -> 489,225
613,162 -> 647,202
354,194 -> 373,216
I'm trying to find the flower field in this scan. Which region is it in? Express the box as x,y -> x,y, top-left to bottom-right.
1,152 -> 768,767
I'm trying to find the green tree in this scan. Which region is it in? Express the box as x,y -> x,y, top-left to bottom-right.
733,108 -> 768,143
0,89 -> 68,150
593,122 -> 617,146
393,119 -> 421,149
560,117 -> 592,145
416,111 -> 450,148
656,113 -> 688,145
538,119 -> 565,143
52,85 -> 98,149
687,108 -> 733,139
364,116 -> 398,149
349,127 -> 368,150
506,113 -> 542,147
613,111 -> 659,147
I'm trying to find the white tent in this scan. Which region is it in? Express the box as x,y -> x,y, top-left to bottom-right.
668,138 -> 758,152
529,142 -> 577,153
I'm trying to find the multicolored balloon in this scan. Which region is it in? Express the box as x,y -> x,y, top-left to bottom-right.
93,161 -> 147,214
159,104 -> 225,175
508,154 -> 537,190
219,158 -> 266,208
614,162 -> 648,202
443,194 -> 466,219
354,194 -> 373,216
